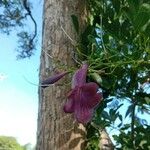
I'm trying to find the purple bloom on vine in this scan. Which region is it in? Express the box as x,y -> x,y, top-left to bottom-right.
64,63 -> 102,124
41,63 -> 103,124
71,63 -> 88,88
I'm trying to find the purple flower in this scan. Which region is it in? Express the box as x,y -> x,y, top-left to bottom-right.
64,63 -> 103,124
41,71 -> 69,88
71,63 -> 88,88
41,63 -> 103,124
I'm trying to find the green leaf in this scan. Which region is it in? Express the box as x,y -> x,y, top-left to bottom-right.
71,15 -> 79,34
118,122 -> 122,128
133,12 -> 150,31
145,97 -> 150,104
127,0 -> 140,11
102,110 -> 111,120
112,0 -> 120,14
115,103 -> 123,112
125,104 -> 133,118
143,22 -> 150,37
141,119 -> 148,125
118,114 -> 123,122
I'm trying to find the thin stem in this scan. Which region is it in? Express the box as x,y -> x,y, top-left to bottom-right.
131,100 -> 136,149
61,25 -> 76,45
100,15 -> 107,54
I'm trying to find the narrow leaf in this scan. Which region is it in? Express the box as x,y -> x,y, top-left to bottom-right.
125,104 -> 133,118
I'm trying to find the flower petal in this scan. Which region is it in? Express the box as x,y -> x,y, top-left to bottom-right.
72,63 -> 88,88
74,107 -> 94,124
64,88 -> 79,113
41,71 -> 69,88
79,83 -> 102,108
63,98 -> 74,113
81,82 -> 99,97
65,83 -> 102,123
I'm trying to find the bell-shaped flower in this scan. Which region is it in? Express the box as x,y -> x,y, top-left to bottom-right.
64,63 -> 102,124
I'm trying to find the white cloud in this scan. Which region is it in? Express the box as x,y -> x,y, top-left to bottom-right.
0,73 -> 7,81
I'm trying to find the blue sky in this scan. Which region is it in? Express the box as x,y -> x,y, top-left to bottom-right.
0,1 -> 43,145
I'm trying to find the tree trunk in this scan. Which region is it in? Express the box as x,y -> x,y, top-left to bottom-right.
99,129 -> 114,150
36,0 -> 88,150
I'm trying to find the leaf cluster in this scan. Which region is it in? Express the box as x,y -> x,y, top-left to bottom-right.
0,136 -> 24,150
0,0 -> 37,58
72,0 -> 150,149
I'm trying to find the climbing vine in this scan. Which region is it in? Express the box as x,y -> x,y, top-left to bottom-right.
42,0 -> 150,149
2,0 -> 150,149
79,0 -> 150,149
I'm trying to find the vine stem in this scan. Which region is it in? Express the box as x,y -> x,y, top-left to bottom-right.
60,25 -> 76,45
131,100 -> 137,149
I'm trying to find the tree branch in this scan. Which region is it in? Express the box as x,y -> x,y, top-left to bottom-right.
23,0 -> 37,42
131,99 -> 137,149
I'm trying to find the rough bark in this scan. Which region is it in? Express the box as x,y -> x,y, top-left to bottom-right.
36,0 -> 88,150
99,129 -> 114,150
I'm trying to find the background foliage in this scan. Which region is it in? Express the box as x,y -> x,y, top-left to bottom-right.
0,136 -> 24,150
74,0 -> 150,149
0,136 -> 35,150
0,0 -> 37,58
